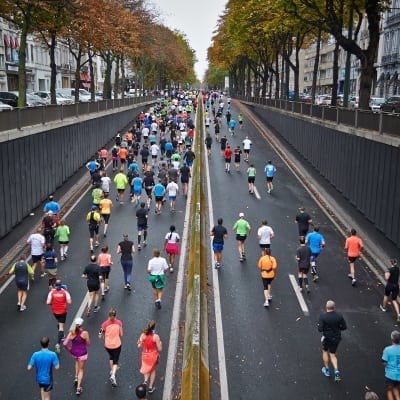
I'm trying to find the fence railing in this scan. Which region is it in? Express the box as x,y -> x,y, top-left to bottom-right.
236,96 -> 400,137
0,95 -> 156,133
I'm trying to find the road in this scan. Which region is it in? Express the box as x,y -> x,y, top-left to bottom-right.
0,98 -> 396,400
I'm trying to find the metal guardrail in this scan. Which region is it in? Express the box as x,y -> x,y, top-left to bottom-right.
236,96 -> 400,136
181,98 -> 210,400
0,95 -> 156,132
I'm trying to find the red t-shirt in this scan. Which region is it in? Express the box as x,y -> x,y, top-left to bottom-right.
345,236 -> 363,257
47,288 -> 71,314
224,148 -> 233,159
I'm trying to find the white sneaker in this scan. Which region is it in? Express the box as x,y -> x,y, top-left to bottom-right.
263,300 -> 269,307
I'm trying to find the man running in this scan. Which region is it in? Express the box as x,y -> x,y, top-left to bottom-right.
232,213 -> 251,261
380,259 -> 400,322
345,229 -> 363,287
296,238 -> 312,293
136,202 -> 149,250
99,193 -> 113,238
295,207 -> 313,239
8,257 -> 33,312
234,145 -> 242,171
47,280 -> 72,353
82,255 -> 102,316
205,133 -> 213,157
247,164 -> 256,194
166,180 -> 179,211
264,160 -> 276,193
210,218 -> 228,269
154,180 -> 166,215
257,220 -> 274,256
113,169 -> 128,205
86,205 -> 101,253
179,162 -> 191,198
224,145 -> 233,173
27,228 -> 45,278
305,226 -> 325,282
242,136 -> 252,162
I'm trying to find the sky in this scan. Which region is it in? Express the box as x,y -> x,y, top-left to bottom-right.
150,0 -> 227,81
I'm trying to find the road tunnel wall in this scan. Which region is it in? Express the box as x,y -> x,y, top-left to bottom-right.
0,107 -> 140,238
246,103 -> 400,248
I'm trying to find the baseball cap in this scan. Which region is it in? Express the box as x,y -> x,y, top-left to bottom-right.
74,318 -> 84,327
91,205 -> 97,210
47,210 -> 53,215
239,212 -> 244,217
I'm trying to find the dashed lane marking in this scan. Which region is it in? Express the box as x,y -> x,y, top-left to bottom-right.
288,274 -> 310,316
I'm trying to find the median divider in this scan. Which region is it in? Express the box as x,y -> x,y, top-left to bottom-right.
181,99 -> 210,399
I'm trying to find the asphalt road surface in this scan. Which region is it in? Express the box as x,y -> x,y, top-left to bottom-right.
0,100 -> 396,400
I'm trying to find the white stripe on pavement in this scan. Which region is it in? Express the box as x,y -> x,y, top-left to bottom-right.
253,185 -> 261,200
288,274 -> 310,316
205,145 -> 229,399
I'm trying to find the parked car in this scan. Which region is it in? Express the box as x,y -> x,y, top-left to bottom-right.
315,94 -> 331,105
24,93 -> 47,107
369,97 -> 385,112
58,88 -> 100,102
380,96 -> 400,114
0,91 -> 18,107
349,95 -> 359,109
337,94 -> 344,107
33,91 -> 74,105
0,100 -> 13,111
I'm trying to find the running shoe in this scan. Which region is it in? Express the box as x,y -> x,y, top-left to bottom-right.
74,377 -> 78,387
126,283 -> 131,291
17,303 -> 20,310
334,370 -> 341,382
138,244 -> 141,251
321,367 -> 331,377
313,275 -> 319,282
95,242 -> 100,247
380,305 -> 387,312
347,273 -> 353,279
263,300 -> 269,307
351,279 -> 356,286
93,306 -> 100,313
55,344 -> 60,354
268,295 -> 273,300
110,374 -> 117,387
103,233 -> 107,238
101,294 -> 105,301
155,300 -> 161,309
148,387 -> 155,394
76,387 -> 83,395
143,241 -> 147,247
20,305 -> 27,312
169,267 -> 174,273
64,253 -> 68,258
215,262 -> 220,269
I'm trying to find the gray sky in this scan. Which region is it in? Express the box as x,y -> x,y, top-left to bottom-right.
150,0 -> 227,80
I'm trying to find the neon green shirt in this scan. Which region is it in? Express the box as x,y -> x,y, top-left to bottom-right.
233,219 -> 250,236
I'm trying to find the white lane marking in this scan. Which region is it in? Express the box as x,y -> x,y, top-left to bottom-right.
253,185 -> 261,200
288,274 -> 310,316
205,147 -> 229,398
162,128 -> 196,400
68,292 -> 90,331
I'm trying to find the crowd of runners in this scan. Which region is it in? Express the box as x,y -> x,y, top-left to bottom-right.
5,88 -> 400,400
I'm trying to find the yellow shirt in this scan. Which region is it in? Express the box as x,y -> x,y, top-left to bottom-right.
99,198 -> 113,215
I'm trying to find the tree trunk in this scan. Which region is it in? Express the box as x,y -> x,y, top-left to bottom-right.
103,51 -> 113,100
121,56 -> 125,98
359,57 -> 375,110
275,54 -> 280,99
18,13 -> 30,107
74,49 -> 82,103
246,63 -> 251,96
88,51 -> 95,101
114,56 -> 120,100
311,29 -> 321,103
331,41 -> 340,106
49,33 -> 57,105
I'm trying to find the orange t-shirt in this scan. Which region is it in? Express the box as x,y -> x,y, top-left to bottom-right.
99,198 -> 112,215
100,149 -> 108,158
118,148 -> 128,160
258,255 -> 277,278
345,236 -> 363,257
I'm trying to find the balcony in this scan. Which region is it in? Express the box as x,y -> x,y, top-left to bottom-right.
381,53 -> 400,66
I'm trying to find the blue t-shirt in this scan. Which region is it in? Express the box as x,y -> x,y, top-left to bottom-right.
43,201 -> 60,214
43,250 -> 57,269
383,344 -> 400,381
264,164 -> 276,177
229,120 -> 236,129
306,232 -> 325,254
154,184 -> 165,197
165,142 -> 173,152
128,162 -> 139,173
29,349 -> 59,385
132,177 -> 143,190
87,161 -> 98,173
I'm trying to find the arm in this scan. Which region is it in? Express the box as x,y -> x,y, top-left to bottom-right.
82,331 -> 91,346
384,271 -> 390,281
154,334 -> 163,352
116,245 -> 121,255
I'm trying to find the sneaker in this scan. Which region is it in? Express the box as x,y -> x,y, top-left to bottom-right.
334,370 -> 341,382
242,253 -> 246,259
105,287 -> 109,293
61,256 -> 65,261
76,387 -> 83,395
155,300 -> 161,309
321,367 -> 331,377
299,287 -> 303,292
93,306 -> 100,313
20,305 -> 27,312
90,248 -> 94,254
126,283 -> 131,291
313,275 -> 319,282
239,257 -> 244,262
347,273 -> 353,279
380,305 -> 387,312
263,300 -> 269,307
103,233 -> 107,238
138,244 -> 141,251
215,262 -> 220,269
101,294 -> 105,301
55,344 -> 60,354
148,387 -> 155,394
169,267 -> 174,273
95,242 -> 100,247
143,241 -> 147,247
110,374 -> 117,387
352,279 -> 356,286
64,253 -> 68,259
40,272 -> 47,278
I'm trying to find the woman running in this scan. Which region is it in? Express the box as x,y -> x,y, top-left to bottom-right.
97,246 -> 113,300
164,225 -> 180,273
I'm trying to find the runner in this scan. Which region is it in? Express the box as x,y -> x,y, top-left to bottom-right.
143,170 -> 155,209
113,168 -> 129,205
220,135 -> 228,156
8,256 -> 33,312
82,255 -> 102,316
305,226 -> 325,282
85,205 -> 101,253
166,179 -> 179,211
318,300 -> 347,382
205,133 -> 213,157
228,118 -> 237,135
232,212 -> 251,261
43,195 -> 60,215
295,207 -> 313,239
91,182 -> 103,209
43,244 -> 58,289
382,330 -> 400,400
27,228 -> 45,277
131,173 -> 143,206
154,179 -> 166,215
224,145 -> 233,173
86,157 -> 100,183
42,211 -> 57,247
99,193 -> 113,238
179,162 -> 191,198
111,146 -> 119,171
242,136 -> 252,162
210,218 -> 228,269
257,248 -> 278,307
257,220 -> 274,256
264,160 -> 276,193
345,229 -> 363,286
100,171 -> 111,195
164,225 -> 180,273
46,279 -> 72,353
98,246 -> 113,300
234,145 -> 242,171
27,337 -> 59,400
118,146 -> 128,169
147,249 -> 169,309
136,202 -> 149,251
238,113 -> 244,129
116,233 -> 135,291
137,320 -> 162,394
63,318 -> 90,395
99,308 -> 123,387
296,238 -> 312,293
247,163 -> 256,194
380,259 -> 400,322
